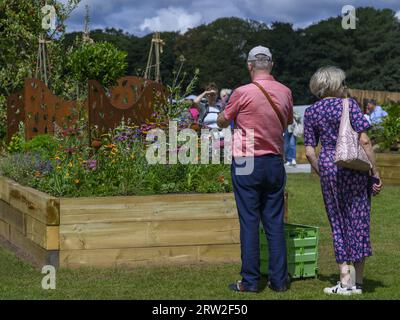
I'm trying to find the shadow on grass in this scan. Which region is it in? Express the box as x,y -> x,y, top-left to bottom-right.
317,274 -> 386,293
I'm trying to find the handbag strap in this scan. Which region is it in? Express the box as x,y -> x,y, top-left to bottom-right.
252,81 -> 286,130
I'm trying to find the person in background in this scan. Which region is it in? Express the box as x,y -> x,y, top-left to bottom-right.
188,101 -> 200,123
217,45 -> 293,293
284,111 -> 302,167
220,88 -> 232,110
193,83 -> 221,130
304,66 -> 382,296
367,99 -> 388,125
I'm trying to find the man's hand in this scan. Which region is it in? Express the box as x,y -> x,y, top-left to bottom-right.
217,112 -> 231,128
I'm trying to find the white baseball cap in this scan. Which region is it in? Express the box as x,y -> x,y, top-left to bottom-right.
247,46 -> 272,62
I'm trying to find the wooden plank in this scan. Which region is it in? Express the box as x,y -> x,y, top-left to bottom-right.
6,179 -> 59,225
0,199 -> 24,234
59,244 -> 240,268
379,166 -> 400,178
24,215 -> 59,250
60,193 -> 238,224
0,219 -> 10,240
296,145 -> 320,164
0,222 -> 59,267
376,156 -> 400,167
381,178 -> 400,185
60,219 -> 240,250
0,176 -> 13,203
198,244 -> 241,263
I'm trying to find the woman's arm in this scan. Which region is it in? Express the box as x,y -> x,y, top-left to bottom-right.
193,90 -> 216,107
306,146 -> 320,176
359,132 -> 378,177
359,132 -> 382,193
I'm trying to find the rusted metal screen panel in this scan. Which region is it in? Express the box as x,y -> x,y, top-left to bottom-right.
6,91 -> 25,143
88,76 -> 168,137
23,78 -> 81,140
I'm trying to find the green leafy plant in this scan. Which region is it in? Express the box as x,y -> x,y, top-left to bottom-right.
67,41 -> 128,88
378,104 -> 400,152
7,134 -> 24,154
24,134 -> 59,158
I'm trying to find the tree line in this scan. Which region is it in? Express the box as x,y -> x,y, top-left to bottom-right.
64,7 -> 400,105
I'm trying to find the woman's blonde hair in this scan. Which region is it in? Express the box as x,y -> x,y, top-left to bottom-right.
309,66 -> 347,98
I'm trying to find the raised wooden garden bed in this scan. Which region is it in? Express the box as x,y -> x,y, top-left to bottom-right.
0,176 -> 288,269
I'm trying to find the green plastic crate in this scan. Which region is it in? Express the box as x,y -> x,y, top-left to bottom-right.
260,223 -> 319,279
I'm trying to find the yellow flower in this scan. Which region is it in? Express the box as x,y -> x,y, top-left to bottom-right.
55,156 -> 61,160
68,161 -> 73,168
74,179 -> 80,184
56,166 -> 62,171
66,172 -> 70,177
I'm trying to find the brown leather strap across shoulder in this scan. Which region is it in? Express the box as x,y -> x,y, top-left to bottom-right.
252,81 -> 286,130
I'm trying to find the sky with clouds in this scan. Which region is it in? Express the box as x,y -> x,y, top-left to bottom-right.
61,0 -> 400,36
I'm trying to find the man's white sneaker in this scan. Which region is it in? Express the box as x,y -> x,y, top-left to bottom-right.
284,161 -> 291,166
291,159 -> 297,167
323,282 -> 352,295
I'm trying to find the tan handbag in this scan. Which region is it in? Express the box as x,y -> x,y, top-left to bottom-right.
334,98 -> 372,172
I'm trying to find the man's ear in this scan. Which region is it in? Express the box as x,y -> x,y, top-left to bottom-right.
247,62 -> 253,73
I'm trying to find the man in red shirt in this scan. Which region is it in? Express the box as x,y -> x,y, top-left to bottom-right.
217,46 -> 293,293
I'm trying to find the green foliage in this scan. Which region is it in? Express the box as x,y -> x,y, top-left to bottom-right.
159,66 -> 200,120
6,134 -> 24,154
0,0 -> 81,97
377,104 -> 400,151
0,96 -> 6,139
65,8 -> 400,104
0,121 -> 231,197
67,42 -> 128,88
0,0 -> 82,140
23,134 -> 59,158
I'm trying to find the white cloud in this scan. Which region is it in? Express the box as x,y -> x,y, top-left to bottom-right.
139,6 -> 203,33
396,10 -> 400,20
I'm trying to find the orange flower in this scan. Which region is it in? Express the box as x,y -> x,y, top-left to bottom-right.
218,175 -> 225,183
34,171 -> 41,177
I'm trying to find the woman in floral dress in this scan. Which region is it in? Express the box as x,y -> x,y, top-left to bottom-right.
303,66 -> 382,295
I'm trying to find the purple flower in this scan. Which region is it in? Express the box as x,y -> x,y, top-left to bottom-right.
84,159 -> 97,171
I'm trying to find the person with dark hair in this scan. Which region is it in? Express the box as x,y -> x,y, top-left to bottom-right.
193,83 -> 221,129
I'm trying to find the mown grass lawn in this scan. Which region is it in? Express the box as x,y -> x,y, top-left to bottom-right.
0,173 -> 399,300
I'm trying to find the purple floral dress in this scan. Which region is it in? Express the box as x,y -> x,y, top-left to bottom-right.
304,98 -> 372,263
